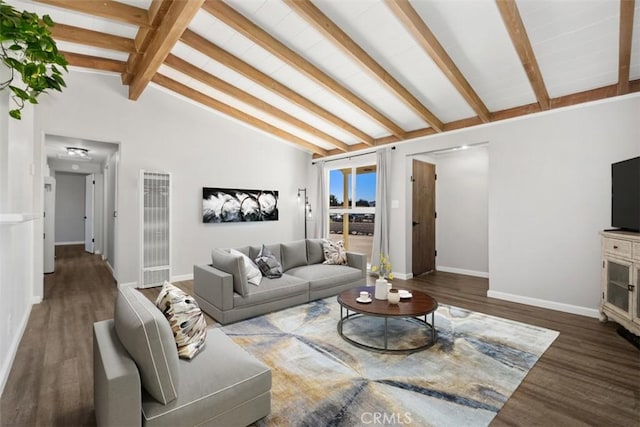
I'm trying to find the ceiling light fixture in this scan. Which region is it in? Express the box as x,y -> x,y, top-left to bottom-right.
66,147 -> 89,157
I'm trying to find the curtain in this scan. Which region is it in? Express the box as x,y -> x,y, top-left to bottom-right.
313,160 -> 327,238
371,147 -> 391,268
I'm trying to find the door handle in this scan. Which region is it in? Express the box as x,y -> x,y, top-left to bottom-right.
412,221 -> 420,226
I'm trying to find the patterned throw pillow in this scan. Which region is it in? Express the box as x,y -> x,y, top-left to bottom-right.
322,240 -> 347,265
254,244 -> 283,278
155,282 -> 207,360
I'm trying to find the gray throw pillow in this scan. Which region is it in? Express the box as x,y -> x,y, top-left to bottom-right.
211,248 -> 249,296
281,240 -> 308,271
254,244 -> 283,278
114,285 -> 180,404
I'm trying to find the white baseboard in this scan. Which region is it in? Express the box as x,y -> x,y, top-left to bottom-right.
105,261 -> 115,278
436,266 -> 489,278
118,282 -> 138,289
54,241 -> 84,246
31,296 -> 42,304
95,250 -> 102,255
392,272 -> 413,280
0,303 -> 32,396
171,273 -> 193,282
487,290 -> 600,318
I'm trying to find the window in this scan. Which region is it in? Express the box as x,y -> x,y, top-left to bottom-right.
328,165 -> 376,264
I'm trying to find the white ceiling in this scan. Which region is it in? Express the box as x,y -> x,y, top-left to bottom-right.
45,135 -> 119,168
7,0 -> 639,156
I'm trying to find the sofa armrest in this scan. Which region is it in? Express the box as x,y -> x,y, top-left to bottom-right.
193,264 -> 234,311
94,320 -> 141,427
346,251 -> 367,279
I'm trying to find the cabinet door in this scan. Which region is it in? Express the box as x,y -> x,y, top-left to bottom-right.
604,258 -> 632,318
634,266 -> 640,327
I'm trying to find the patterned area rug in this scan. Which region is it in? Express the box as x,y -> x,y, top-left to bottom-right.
221,297 -> 559,427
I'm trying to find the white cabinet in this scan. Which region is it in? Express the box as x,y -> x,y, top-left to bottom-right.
600,231 -> 640,335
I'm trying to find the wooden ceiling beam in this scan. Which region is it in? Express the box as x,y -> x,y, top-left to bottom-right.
61,51 -> 126,73
285,0 -> 443,132
50,23 -> 136,53
617,0 -> 635,95
315,78 -> 640,158
128,0 -> 204,100
385,0 -> 491,123
202,0 -> 406,138
496,0 -> 550,110
152,74 -> 329,156
35,0 -> 150,27
180,30 -> 374,145
123,0 -> 173,85
164,54 -> 350,152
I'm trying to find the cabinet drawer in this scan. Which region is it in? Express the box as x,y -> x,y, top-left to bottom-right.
604,238 -> 632,257
634,242 -> 640,262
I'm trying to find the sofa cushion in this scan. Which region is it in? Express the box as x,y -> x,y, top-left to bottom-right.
254,245 -> 283,279
281,240 -> 308,271
114,285 -> 179,405
229,248 -> 262,286
211,248 -> 248,296
322,240 -> 347,265
155,282 -> 207,360
306,239 -> 325,265
287,264 -> 363,291
233,274 -> 308,308
141,328 -> 271,427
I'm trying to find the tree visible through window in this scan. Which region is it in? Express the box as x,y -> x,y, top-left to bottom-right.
328,165 -> 376,264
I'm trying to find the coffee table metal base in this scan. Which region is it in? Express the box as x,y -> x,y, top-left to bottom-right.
337,306 -> 436,354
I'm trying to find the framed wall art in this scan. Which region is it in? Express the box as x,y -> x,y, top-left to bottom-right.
202,187 -> 278,223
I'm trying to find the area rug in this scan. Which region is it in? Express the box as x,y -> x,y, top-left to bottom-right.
220,298 -> 559,427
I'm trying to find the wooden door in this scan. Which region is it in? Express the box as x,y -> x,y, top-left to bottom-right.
412,160 -> 436,275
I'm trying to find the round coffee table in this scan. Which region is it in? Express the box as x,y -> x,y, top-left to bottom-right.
337,286 -> 438,354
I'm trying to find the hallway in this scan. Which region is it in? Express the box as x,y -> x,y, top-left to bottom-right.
0,245 -> 114,426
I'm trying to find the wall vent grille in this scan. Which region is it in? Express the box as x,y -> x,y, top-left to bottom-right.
140,171 -> 171,288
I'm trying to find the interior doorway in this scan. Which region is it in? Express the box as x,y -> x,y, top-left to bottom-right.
84,174 -> 95,253
44,135 -> 119,280
412,159 -> 436,276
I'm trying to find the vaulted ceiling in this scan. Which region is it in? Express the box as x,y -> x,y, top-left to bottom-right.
8,0 -> 640,158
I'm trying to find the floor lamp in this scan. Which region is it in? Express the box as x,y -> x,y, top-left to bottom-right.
297,188 -> 312,238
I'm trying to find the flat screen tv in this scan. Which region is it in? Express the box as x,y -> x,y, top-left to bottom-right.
611,156 -> 640,232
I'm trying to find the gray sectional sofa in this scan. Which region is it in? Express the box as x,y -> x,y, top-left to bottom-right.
193,239 -> 367,324
93,285 -> 271,427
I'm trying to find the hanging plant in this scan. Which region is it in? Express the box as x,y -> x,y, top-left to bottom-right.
0,0 -> 67,119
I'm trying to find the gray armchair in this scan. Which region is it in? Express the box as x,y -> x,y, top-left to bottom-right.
93,285 -> 271,427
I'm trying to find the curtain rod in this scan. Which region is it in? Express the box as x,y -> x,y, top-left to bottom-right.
312,146 -> 395,165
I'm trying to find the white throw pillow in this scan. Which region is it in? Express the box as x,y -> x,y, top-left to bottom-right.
229,248 -> 262,286
322,240 -> 347,265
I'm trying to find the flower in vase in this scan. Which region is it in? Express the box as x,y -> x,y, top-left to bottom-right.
372,254 -> 393,280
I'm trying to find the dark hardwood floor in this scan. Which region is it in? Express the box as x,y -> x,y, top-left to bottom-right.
1,246 -> 638,426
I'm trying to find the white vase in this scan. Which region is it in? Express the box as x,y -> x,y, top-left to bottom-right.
374,278 -> 388,300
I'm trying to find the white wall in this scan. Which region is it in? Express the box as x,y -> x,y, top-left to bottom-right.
0,62 -> 37,394
54,172 -> 86,244
433,145 -> 489,277
391,94 -> 640,316
35,70 -> 312,284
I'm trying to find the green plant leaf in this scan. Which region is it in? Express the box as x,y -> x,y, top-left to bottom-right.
42,14 -> 53,26
0,0 -> 67,119
10,86 -> 29,100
